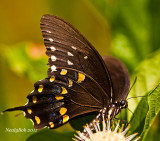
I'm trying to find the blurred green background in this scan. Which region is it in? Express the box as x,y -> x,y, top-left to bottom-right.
0,0 -> 160,141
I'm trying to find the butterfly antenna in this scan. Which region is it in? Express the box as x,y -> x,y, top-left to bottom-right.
127,95 -> 146,100
128,76 -> 137,94
126,108 -> 134,124
127,107 -> 134,115
147,82 -> 160,96
127,82 -> 160,100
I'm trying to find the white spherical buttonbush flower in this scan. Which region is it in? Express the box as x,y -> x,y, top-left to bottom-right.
73,118 -> 140,141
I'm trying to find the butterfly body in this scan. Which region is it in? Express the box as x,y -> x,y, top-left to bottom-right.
3,15 -> 130,130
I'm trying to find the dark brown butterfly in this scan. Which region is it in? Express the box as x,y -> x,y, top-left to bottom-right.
3,14 -> 130,130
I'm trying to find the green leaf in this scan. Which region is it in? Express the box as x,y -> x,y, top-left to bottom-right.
26,129 -> 74,141
129,83 -> 160,140
127,49 -> 160,139
128,50 -> 160,113
129,94 -> 149,135
141,83 -> 160,140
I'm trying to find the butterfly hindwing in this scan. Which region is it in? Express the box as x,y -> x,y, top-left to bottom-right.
102,56 -> 130,102
23,69 -> 106,129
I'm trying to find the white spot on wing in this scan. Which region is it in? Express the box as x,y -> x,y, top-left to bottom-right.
67,60 -> 73,65
46,30 -> 51,33
71,46 -> 77,50
51,65 -> 57,72
51,55 -> 56,61
67,52 -> 74,56
84,56 -> 88,59
50,46 -> 56,51
49,38 -> 53,42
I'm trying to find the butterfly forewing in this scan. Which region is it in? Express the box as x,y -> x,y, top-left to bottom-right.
40,14 -> 112,98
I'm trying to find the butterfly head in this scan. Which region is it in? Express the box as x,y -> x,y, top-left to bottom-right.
120,100 -> 128,109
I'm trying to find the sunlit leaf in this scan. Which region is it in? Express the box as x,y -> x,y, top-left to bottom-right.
129,96 -> 148,134
129,83 -> 160,140
141,83 -> 160,140
128,49 -> 160,114
128,49 -> 160,140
